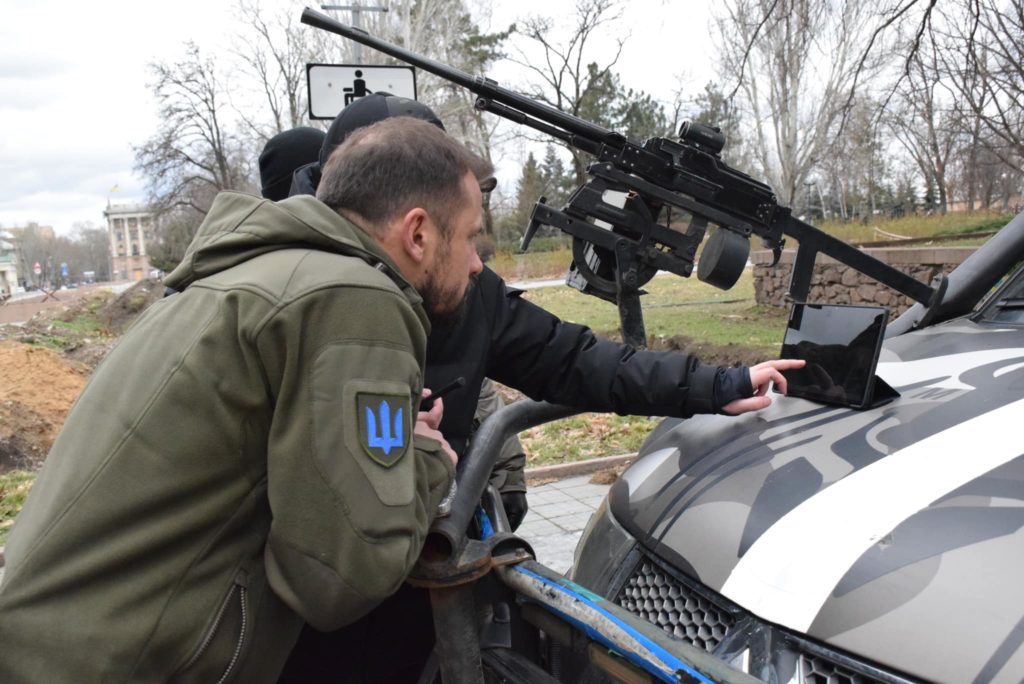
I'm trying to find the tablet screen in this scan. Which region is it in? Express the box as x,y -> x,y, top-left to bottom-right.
779,303 -> 889,408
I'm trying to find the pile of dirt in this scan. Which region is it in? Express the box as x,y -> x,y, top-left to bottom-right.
96,279 -> 165,334
0,279 -> 165,370
0,342 -> 89,471
0,280 -> 166,471
590,463 -> 629,485
648,334 -> 770,368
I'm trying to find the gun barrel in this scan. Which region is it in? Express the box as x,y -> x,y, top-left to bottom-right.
301,8 -> 480,90
300,8 -> 622,151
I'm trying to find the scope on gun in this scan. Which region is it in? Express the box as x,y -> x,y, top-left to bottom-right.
678,121 -> 725,156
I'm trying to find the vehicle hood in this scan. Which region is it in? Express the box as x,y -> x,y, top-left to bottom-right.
611,318 -> 1024,681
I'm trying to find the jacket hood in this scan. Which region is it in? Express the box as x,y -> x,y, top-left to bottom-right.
165,192 -> 415,299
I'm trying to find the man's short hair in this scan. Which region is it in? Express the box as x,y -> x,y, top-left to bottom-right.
316,117 -> 493,237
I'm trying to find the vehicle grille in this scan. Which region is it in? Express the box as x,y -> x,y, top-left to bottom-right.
614,556 -> 895,683
800,654 -> 881,684
614,559 -> 734,652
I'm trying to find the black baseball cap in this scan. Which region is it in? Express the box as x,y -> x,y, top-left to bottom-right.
319,92 -> 446,168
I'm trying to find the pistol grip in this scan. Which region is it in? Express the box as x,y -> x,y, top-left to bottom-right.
521,196 -> 548,252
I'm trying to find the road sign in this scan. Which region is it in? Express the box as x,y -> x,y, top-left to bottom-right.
61,262 -> 69,278
307,63 -> 417,120
33,261 -> 41,276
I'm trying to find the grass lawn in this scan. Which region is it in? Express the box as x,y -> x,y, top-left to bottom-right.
0,471 -> 35,547
815,210 -> 1012,244
489,247 -> 572,281
520,269 -> 786,351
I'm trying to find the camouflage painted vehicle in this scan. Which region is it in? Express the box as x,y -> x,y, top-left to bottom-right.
569,215 -> 1024,684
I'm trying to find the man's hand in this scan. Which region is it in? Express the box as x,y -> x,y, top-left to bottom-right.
501,491 -> 529,531
722,359 -> 806,415
417,388 -> 457,466
418,388 -> 444,430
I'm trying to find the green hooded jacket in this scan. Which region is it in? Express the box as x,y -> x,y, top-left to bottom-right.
0,192 -> 455,683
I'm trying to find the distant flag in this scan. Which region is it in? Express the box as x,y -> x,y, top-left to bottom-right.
109,184 -> 120,193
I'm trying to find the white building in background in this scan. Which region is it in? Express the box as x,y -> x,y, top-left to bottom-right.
104,203 -> 156,282
0,230 -> 19,295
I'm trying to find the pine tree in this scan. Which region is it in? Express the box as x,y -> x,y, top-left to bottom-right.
498,153 -> 547,246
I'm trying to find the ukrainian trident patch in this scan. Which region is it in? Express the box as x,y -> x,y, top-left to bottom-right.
357,393 -> 410,467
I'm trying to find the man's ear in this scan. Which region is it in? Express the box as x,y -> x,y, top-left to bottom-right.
398,207 -> 431,265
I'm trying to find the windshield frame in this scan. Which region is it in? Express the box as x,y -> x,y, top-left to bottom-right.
976,260 -> 1024,324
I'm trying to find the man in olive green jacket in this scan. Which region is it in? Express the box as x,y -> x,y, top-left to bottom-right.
0,118 -> 492,682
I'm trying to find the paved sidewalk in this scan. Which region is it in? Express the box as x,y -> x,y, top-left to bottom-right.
515,474 -> 611,574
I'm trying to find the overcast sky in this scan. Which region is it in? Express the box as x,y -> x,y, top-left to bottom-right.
0,0 -> 714,236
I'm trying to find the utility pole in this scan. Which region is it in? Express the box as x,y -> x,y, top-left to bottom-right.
804,181 -> 814,220
320,3 -> 388,63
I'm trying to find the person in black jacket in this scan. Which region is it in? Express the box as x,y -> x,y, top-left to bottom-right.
277,94 -> 802,683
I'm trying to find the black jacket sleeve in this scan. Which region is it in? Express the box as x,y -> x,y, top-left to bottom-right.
480,269 -> 749,417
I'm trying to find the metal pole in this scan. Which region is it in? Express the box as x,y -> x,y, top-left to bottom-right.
428,585 -> 484,684
320,3 -> 388,63
352,4 -> 362,62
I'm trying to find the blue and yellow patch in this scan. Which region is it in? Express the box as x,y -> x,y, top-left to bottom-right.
357,392 -> 410,467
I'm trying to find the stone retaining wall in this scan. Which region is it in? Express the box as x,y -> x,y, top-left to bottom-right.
751,247 -> 976,316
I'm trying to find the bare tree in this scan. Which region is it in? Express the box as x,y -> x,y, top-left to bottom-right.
937,1 -> 1024,175
306,0 -> 508,114
71,222 -> 113,282
8,224 -> 56,289
232,0 -> 314,137
713,0 -> 884,206
400,1 -> 510,224
306,1 -> 511,233
135,42 -> 255,216
134,43 -> 256,270
507,0 -> 627,184
814,96 -> 892,220
885,37 -> 963,215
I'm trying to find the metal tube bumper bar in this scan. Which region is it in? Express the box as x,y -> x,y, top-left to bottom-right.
425,401 -> 581,561
498,561 -> 762,684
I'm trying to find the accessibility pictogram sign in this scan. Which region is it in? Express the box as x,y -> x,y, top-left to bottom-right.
307,63 -> 417,120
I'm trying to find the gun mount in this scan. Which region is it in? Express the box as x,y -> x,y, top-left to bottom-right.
301,8 -> 946,349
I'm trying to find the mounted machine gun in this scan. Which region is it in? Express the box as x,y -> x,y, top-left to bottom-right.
301,7 -> 946,349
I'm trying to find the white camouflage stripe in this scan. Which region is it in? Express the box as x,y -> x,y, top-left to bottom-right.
720,395 -> 1024,632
